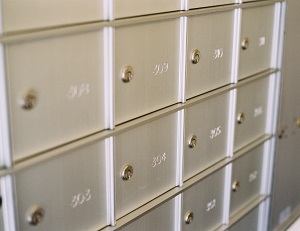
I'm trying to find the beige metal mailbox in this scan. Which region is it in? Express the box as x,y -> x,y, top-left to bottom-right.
119,197 -> 177,231
182,167 -> 226,231
14,140 -> 108,231
1,0 -> 106,33
115,113 -> 179,219
238,4 -> 275,80
115,19 -> 180,125
234,76 -> 270,151
230,144 -> 265,216
186,10 -> 235,99
184,92 -> 231,181
114,0 -> 181,19
6,31 -> 106,161
188,0 -> 236,9
228,202 -> 267,231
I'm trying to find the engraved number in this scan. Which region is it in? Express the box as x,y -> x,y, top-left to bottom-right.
153,62 -> 169,76
249,170 -> 258,182
67,83 -> 90,99
254,106 -> 264,117
152,153 -> 167,168
70,189 -> 92,208
213,48 -> 224,59
207,199 -> 217,212
209,126 -> 222,139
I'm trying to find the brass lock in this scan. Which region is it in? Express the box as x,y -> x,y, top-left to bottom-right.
232,180 -> 240,192
184,211 -> 194,224
237,112 -> 245,124
26,205 -> 45,226
241,37 -> 249,50
19,89 -> 37,110
191,49 -> 201,64
121,66 -> 134,83
121,164 -> 134,181
187,134 -> 197,148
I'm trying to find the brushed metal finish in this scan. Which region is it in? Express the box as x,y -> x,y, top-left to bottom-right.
229,205 -> 260,231
186,10 -> 234,99
14,140 -> 107,231
115,113 -> 178,219
238,4 -> 275,80
188,0 -> 236,9
184,92 -> 230,181
119,198 -> 176,231
234,76 -> 270,151
182,167 -> 226,231
230,144 -> 264,216
115,19 -> 180,124
271,1 -> 300,229
114,0 -> 181,19
1,0 -> 105,32
6,31 -> 106,161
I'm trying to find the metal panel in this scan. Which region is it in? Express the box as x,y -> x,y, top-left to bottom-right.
183,92 -> 231,181
230,144 -> 264,216
6,31 -> 106,161
229,205 -> 260,231
115,19 -> 180,125
271,1 -> 300,229
115,113 -> 178,219
186,10 -> 234,99
14,140 -> 107,231
119,197 -> 177,231
234,76 -> 270,151
238,4 -> 275,80
182,168 -> 226,231
1,0 -> 106,33
114,0 -> 181,19
188,0 -> 236,9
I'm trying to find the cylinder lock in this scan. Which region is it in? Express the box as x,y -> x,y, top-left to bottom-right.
121,66 -> 134,83
26,205 -> 45,226
19,89 -> 37,110
121,164 -> 134,181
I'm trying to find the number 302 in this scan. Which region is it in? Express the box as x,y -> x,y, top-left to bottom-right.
70,189 -> 91,208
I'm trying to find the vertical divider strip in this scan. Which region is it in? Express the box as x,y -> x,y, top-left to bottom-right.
179,16 -> 187,103
228,89 -> 237,158
104,27 -> 115,130
231,8 -> 242,84
0,42 -> 12,167
175,194 -> 183,231
223,163 -> 232,225
106,136 -> 116,226
1,175 -> 17,231
176,109 -> 185,187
